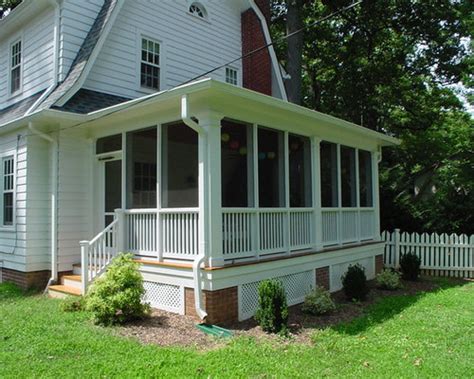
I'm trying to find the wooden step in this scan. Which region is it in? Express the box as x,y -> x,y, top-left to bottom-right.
62,275 -> 82,290
48,284 -> 81,298
62,274 -> 81,282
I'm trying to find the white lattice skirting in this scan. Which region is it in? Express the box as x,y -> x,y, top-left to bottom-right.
238,270 -> 315,321
143,281 -> 185,314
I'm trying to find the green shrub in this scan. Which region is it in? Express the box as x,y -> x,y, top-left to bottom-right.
400,252 -> 421,281
341,264 -> 369,301
302,286 -> 336,315
85,253 -> 150,325
376,268 -> 401,290
255,279 -> 288,334
60,296 -> 86,312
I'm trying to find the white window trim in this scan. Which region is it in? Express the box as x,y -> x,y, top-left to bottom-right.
187,2 -> 210,23
225,66 -> 240,86
0,151 -> 16,230
137,34 -> 164,94
8,36 -> 23,98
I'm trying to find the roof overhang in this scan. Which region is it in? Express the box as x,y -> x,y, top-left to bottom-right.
0,79 -> 400,147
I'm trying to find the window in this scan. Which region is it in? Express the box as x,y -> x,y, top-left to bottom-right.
127,128 -> 157,208
140,38 -> 160,90
96,134 -> 122,154
258,127 -> 285,207
340,146 -> 357,207
3,156 -> 14,226
221,120 -> 253,207
162,122 -> 198,208
289,134 -> 312,207
359,150 -> 373,207
189,2 -> 207,19
320,142 -> 338,207
225,67 -> 238,86
10,40 -> 22,94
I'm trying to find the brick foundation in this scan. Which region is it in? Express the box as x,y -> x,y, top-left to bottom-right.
375,254 -> 384,274
185,286 -> 239,326
316,266 -> 330,290
1,268 -> 50,291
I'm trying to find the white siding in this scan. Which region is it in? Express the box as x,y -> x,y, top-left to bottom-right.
56,130 -> 92,272
59,0 -> 104,81
0,129 -> 27,272
0,8 -> 56,109
84,1 -> 243,98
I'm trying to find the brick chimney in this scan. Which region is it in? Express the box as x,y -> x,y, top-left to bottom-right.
241,0 -> 272,96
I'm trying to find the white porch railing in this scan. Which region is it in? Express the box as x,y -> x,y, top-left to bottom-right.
222,208 -> 314,260
322,208 -> 376,246
80,218 -> 119,294
124,208 -> 199,260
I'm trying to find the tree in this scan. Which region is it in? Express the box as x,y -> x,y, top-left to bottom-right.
0,0 -> 21,19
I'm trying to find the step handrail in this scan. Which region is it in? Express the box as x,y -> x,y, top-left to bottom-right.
80,218 -> 120,294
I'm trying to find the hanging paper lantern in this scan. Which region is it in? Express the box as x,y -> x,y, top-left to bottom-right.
267,151 -> 276,159
230,140 -> 240,150
258,152 -> 266,160
221,133 -> 230,142
239,147 -> 247,156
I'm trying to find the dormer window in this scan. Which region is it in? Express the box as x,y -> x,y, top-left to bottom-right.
140,37 -> 160,91
10,40 -> 22,94
225,67 -> 238,86
189,2 -> 207,19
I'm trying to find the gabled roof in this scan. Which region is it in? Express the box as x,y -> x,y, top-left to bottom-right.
0,90 -> 45,125
53,89 -> 130,114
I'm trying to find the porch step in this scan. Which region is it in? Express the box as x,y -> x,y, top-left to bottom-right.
62,275 -> 82,290
48,285 -> 81,298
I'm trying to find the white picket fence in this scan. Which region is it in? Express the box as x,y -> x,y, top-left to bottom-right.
382,229 -> 474,278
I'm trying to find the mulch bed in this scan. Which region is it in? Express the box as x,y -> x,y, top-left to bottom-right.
117,277 -> 453,350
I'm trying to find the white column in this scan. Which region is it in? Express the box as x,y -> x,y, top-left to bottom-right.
355,149 -> 361,243
284,131 -> 290,255
336,144 -> 342,245
311,137 -> 323,251
199,113 -> 224,267
372,150 -> 381,241
156,124 -> 163,261
115,208 -> 126,253
252,124 -> 260,259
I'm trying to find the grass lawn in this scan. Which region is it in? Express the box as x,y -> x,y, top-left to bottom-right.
1,278 -> 473,378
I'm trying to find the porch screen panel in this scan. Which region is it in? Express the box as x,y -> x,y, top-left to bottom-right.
341,146 -> 356,207
359,150 -> 373,207
221,120 -> 253,207
162,122 -> 198,208
258,127 -> 285,208
320,142 -> 338,207
289,134 -> 312,207
127,127 -> 157,208
96,134 -> 122,154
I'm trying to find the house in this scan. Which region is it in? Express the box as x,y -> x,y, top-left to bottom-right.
0,0 -> 398,324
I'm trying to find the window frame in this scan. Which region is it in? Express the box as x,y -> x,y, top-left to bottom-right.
225,66 -> 239,86
187,2 -> 209,22
137,34 -> 163,93
8,37 -> 23,97
0,153 -> 16,228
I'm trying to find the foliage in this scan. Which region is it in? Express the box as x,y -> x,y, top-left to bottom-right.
270,0 -> 474,234
400,252 -> 422,281
0,0 -> 21,18
302,286 -> 336,315
0,282 -> 22,301
341,264 -> 369,301
255,279 -> 288,333
60,296 -> 86,313
85,253 -> 150,325
376,268 -> 402,290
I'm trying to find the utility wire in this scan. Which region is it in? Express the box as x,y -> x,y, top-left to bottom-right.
20,0 -> 363,138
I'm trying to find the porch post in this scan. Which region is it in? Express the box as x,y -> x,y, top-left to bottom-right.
115,209 -> 125,253
199,113 -> 225,268
372,150 -> 381,241
311,137 -> 323,251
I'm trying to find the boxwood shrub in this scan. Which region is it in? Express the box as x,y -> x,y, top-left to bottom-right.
255,279 -> 288,334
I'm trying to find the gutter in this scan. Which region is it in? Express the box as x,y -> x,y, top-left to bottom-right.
181,94 -> 207,320
25,0 -> 61,115
248,0 -> 288,101
28,122 -> 59,287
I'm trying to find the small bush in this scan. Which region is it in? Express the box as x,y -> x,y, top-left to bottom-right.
400,252 -> 421,281
341,264 -> 369,301
302,286 -> 336,315
376,268 -> 401,290
85,253 -> 150,325
255,279 -> 288,334
60,296 -> 85,312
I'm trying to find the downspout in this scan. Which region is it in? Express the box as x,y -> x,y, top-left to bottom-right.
181,94 -> 207,320
28,122 -> 58,288
248,0 -> 288,101
25,0 -> 61,115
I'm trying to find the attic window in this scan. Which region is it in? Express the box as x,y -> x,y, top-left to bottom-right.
189,3 -> 207,19
10,40 -> 22,94
140,37 -> 160,90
